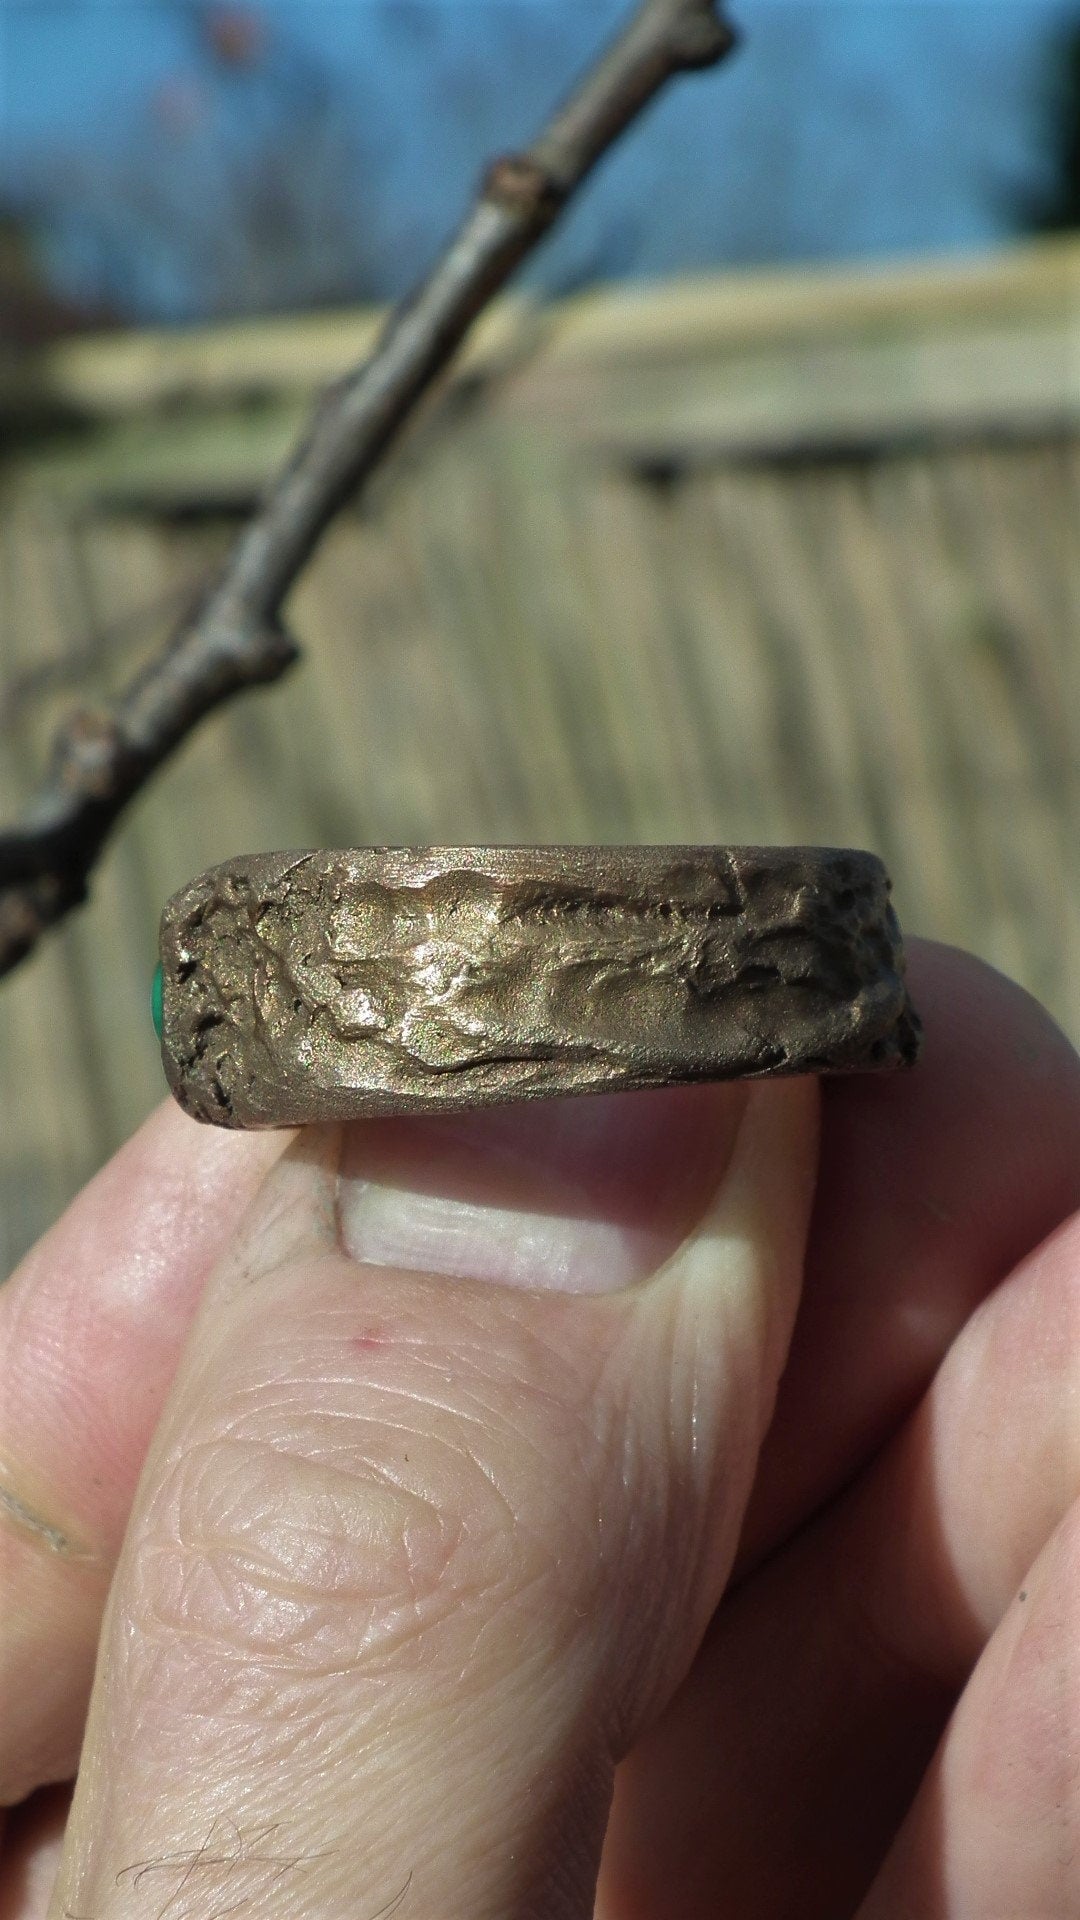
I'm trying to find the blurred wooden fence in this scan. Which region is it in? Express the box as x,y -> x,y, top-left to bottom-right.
1,238 -> 1078,1276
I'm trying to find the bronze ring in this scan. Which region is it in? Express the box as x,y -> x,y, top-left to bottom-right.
157,844 -> 921,1129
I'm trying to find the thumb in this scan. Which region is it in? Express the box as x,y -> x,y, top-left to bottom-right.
52,1078 -> 817,1920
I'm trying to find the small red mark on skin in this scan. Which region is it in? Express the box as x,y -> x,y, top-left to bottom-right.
351,1328 -> 389,1353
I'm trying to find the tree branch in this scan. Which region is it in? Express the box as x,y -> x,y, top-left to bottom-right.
0,0 -> 736,975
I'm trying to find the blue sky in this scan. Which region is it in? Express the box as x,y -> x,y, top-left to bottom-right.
2,1 -> 1077,319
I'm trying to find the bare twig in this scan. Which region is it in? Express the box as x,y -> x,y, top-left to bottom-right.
0,0 -> 736,975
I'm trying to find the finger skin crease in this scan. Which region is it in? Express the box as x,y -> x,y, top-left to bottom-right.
0,1479 -> 101,1562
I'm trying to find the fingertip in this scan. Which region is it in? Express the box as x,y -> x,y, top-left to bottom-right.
741,941 -> 1080,1571
819,938 -> 1080,1293
905,937 -> 1080,1097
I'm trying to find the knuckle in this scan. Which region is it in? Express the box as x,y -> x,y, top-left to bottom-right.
123,1404 -> 547,1684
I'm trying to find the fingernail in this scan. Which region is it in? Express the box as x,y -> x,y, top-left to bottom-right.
338,1083 -> 748,1293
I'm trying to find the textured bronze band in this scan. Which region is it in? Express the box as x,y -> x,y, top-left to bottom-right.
158,845 -> 921,1128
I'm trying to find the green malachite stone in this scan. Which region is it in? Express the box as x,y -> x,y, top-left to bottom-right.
151,963 -> 164,1040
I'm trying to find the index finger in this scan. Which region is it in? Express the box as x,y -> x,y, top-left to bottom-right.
739,938 -> 1080,1572
0,1104 -> 286,1805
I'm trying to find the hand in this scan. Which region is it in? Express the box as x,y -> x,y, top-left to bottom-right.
1,941 -> 1077,1919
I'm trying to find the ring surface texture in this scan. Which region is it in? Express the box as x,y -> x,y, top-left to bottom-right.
158,845 -> 922,1128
